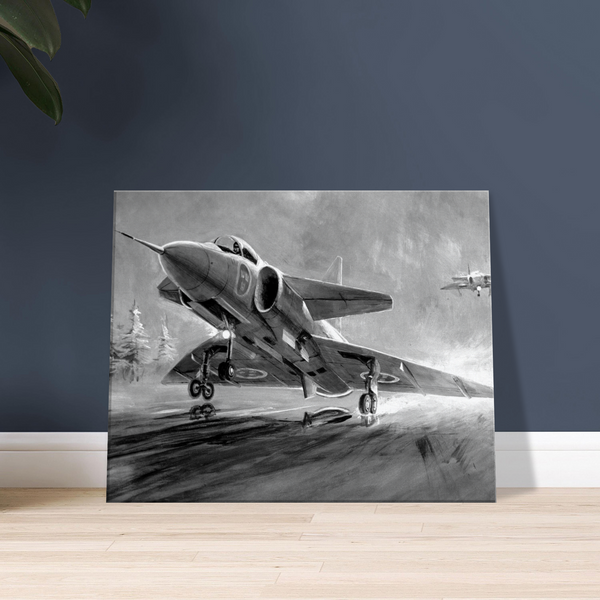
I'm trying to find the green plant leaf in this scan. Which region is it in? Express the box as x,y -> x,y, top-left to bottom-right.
62,0 -> 91,17
0,0 -> 61,58
0,26 -> 62,123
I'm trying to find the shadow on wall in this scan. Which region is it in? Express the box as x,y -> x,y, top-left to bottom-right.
490,198 -> 534,493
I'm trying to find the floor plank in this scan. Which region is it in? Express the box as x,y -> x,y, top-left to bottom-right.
0,488 -> 599,599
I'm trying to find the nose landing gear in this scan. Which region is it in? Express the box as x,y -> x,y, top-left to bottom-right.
187,350 -> 218,421
359,357 -> 380,415
188,379 -> 215,400
188,351 -> 217,420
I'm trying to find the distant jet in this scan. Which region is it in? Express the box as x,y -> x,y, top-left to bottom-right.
442,265 -> 491,297
120,233 -> 493,418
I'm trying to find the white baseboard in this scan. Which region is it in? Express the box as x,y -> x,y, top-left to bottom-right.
1,432 -> 599,489
0,433 -> 108,488
495,432 -> 600,487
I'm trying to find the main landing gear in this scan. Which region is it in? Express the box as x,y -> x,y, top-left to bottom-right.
218,360 -> 235,381
358,393 -> 377,415
358,357 -> 380,416
217,324 -> 236,381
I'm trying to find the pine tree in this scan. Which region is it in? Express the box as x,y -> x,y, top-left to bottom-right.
109,321 -> 126,378
156,313 -> 178,368
119,300 -> 152,382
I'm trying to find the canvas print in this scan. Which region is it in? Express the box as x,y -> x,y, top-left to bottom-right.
108,191 -> 495,502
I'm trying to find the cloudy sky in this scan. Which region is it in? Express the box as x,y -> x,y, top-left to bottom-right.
113,191 -> 493,384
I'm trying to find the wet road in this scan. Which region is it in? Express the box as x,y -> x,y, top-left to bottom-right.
107,384 -> 495,502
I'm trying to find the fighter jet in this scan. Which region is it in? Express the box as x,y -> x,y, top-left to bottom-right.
442,266 -> 491,297
120,233 -> 493,416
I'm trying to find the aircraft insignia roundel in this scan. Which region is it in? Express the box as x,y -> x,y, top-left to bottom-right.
360,371 -> 400,384
236,368 -> 268,380
237,263 -> 251,295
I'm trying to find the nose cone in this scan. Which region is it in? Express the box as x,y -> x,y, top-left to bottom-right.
159,242 -> 227,301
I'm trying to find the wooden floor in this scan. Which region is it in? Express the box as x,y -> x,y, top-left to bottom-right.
1,489 -> 599,599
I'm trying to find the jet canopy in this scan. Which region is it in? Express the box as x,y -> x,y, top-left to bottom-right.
213,235 -> 259,265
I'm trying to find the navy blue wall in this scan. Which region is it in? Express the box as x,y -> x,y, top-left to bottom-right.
1,1 -> 598,432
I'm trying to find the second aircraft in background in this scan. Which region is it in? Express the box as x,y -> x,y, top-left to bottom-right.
442,266 -> 491,297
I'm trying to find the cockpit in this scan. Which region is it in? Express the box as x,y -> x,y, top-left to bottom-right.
213,236 -> 259,265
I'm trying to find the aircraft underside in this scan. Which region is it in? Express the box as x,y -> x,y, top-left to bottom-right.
182,324 -> 382,420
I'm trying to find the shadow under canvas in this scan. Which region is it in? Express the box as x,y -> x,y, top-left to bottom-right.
490,199 -> 534,496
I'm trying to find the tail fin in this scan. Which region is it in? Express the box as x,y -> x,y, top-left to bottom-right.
323,256 -> 343,284
323,257 -> 343,332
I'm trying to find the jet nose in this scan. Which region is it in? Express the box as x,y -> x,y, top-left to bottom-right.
159,242 -> 213,299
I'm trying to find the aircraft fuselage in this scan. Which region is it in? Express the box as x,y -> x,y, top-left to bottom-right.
159,239 -> 350,397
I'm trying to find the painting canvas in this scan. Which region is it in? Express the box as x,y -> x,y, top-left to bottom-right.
108,191 -> 495,502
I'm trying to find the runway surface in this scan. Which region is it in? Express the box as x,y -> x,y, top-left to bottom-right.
107,384 -> 495,502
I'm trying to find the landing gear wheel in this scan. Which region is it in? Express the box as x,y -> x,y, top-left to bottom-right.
188,379 -> 202,399
202,382 -> 215,400
358,393 -> 372,415
218,361 -> 235,381
369,394 -> 378,415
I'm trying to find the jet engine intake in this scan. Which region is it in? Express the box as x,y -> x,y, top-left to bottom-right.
255,266 -> 282,313
254,265 -> 312,336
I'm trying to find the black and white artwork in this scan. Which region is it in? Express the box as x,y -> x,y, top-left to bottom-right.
108,191 -> 495,502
